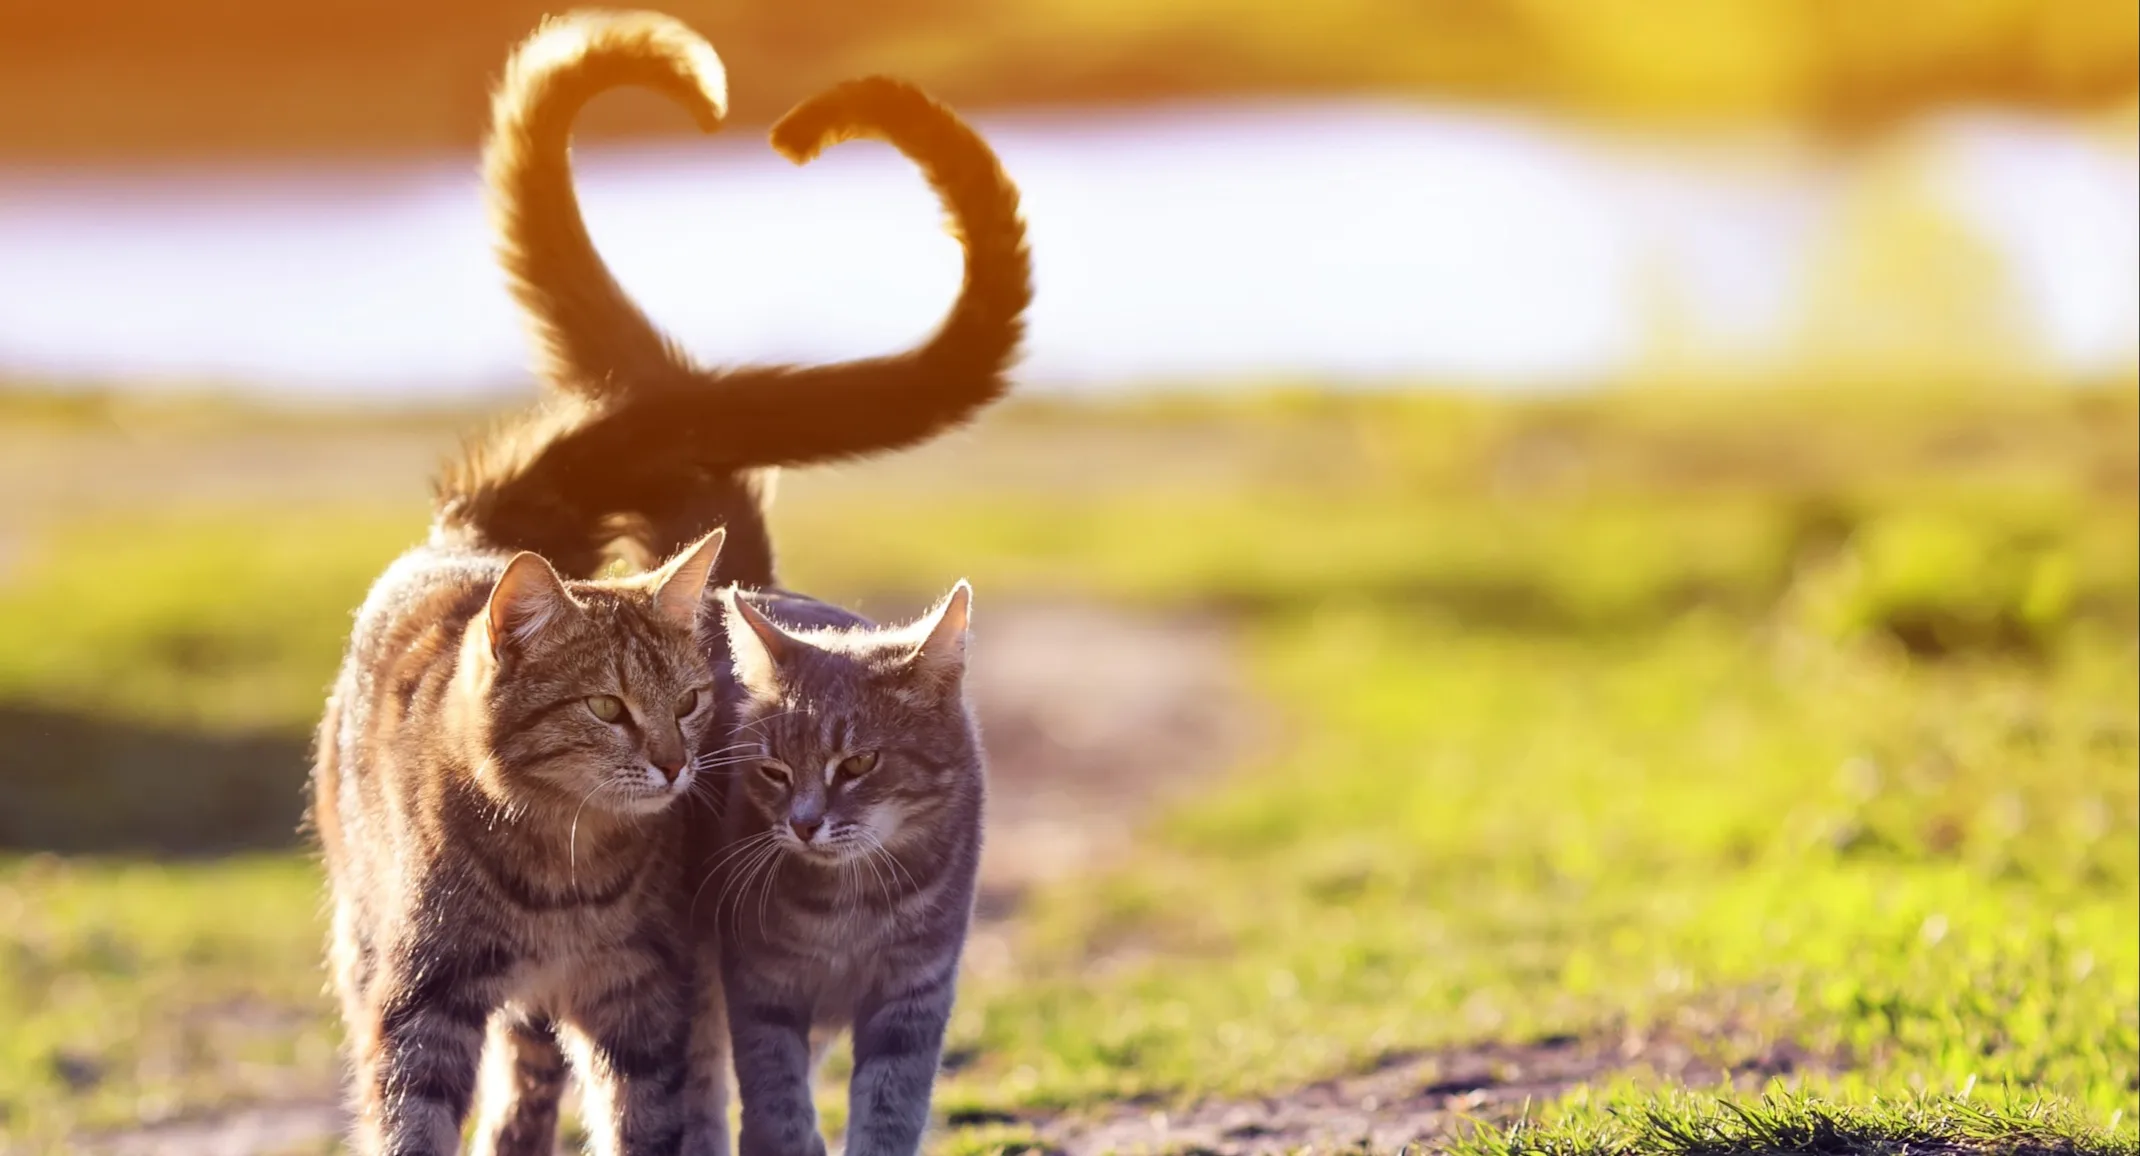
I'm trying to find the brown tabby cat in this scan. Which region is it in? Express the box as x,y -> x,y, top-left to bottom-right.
311,518 -> 728,1156
704,585 -> 986,1156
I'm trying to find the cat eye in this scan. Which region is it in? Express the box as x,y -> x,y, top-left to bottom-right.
585,694 -> 626,724
837,751 -> 879,780
676,688 -> 702,718
755,761 -> 792,785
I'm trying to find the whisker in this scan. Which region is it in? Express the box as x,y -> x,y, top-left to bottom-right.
567,779 -> 617,896
710,843 -> 766,929
753,841 -> 786,941
741,844 -> 783,936
720,841 -> 781,933
694,833 -> 778,921
684,773 -> 730,815
862,830 -> 917,893
698,829 -> 779,884
733,709 -> 803,737
853,838 -> 892,905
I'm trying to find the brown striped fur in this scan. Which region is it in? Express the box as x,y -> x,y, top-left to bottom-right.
312,528 -> 728,1156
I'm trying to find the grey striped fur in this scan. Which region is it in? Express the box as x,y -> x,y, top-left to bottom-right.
694,584 -> 984,1156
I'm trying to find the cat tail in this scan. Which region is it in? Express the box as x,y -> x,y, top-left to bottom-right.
487,15 -> 1032,461
439,62 -> 1031,567
515,74 -> 1034,466
738,73 -> 1035,463
484,9 -> 729,401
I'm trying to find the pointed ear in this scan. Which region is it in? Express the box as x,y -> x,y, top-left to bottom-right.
721,589 -> 797,692
486,552 -> 573,659
905,581 -> 972,685
649,528 -> 725,633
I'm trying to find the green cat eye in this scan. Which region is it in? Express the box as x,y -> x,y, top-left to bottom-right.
586,694 -> 626,724
838,751 -> 879,779
677,688 -> 701,717
756,761 -> 791,785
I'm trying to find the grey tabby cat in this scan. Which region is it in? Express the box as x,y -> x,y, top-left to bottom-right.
701,583 -> 985,1156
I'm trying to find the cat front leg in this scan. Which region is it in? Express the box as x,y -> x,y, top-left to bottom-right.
469,1012 -> 570,1156
726,966 -> 826,1156
561,943 -> 697,1156
351,943 -> 507,1156
679,931 -> 734,1156
844,958 -> 959,1156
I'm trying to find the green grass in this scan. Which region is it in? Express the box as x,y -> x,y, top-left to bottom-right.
0,511 -> 420,733
1465,1090 -> 2137,1155
0,855 -> 335,1143
934,617 -> 2136,1126
0,384 -> 2134,1153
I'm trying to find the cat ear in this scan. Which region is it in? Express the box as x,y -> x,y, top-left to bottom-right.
904,581 -> 972,686
722,589 -> 797,691
485,552 -> 574,659
648,528 -> 725,633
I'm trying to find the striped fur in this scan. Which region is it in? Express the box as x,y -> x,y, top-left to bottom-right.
470,1016 -> 570,1156
312,529 -> 728,1156
449,11 -> 1028,1152
699,585 -> 985,1156
455,10 -> 1034,583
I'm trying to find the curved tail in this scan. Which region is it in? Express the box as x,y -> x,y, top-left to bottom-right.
484,9 -> 729,399
747,75 -> 1034,461
443,26 -> 1031,572
483,11 -> 1031,459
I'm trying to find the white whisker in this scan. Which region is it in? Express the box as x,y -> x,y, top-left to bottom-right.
721,841 -> 783,934
734,709 -> 802,738
853,837 -> 893,906
753,840 -> 786,941
566,779 -> 617,896
867,831 -> 922,897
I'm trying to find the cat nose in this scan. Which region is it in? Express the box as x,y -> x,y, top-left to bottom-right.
652,752 -> 686,783
790,818 -> 821,843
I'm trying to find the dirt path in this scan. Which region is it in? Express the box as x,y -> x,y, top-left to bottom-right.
961,599 -> 1257,973
1027,1027 -> 1827,1156
78,598 -> 1259,1156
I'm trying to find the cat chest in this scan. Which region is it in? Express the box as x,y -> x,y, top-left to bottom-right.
773,903 -> 942,1015
499,907 -> 660,1007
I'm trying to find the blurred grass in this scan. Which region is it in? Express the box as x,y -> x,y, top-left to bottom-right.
0,856 -> 336,1146
0,514 -> 420,736
0,382 -> 2133,1150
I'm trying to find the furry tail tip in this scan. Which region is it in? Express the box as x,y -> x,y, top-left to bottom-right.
769,76 -> 940,165
508,9 -> 729,135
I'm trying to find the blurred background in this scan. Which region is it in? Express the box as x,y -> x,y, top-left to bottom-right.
0,2 -> 2135,1153
2,0 -> 2136,393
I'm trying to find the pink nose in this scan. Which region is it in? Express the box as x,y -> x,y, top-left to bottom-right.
653,753 -> 686,783
790,819 -> 821,842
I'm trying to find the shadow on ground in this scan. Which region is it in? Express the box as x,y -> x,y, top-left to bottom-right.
0,705 -> 309,854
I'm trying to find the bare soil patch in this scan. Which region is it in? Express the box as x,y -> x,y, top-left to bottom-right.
1019,1028 -> 1831,1156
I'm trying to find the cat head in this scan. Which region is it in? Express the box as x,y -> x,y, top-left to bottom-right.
720,582 -> 980,863
464,529 -> 725,817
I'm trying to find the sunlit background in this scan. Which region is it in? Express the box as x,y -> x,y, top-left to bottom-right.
3,0 -> 2134,396
1,3 -> 2135,1154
